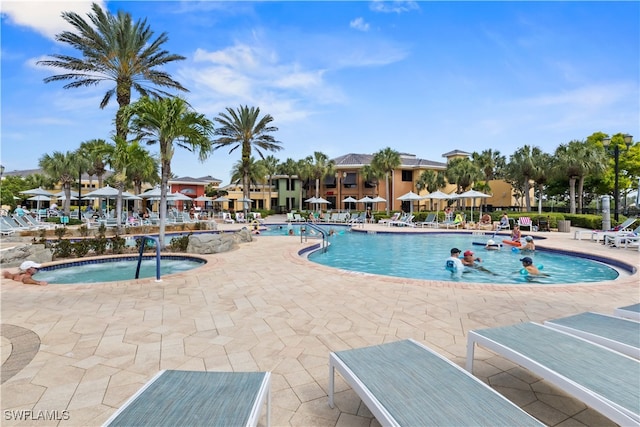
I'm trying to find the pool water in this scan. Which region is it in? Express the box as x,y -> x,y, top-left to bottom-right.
262,225 -> 619,285
35,257 -> 206,284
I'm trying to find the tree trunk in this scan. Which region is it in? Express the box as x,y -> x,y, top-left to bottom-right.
523,179 -> 531,212
569,177 -> 577,214
159,161 -> 170,249
385,173 -> 390,215
577,176 -> 585,213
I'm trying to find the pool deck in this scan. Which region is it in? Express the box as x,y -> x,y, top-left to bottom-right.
1,218 -> 638,426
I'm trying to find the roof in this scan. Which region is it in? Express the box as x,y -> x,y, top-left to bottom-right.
332,153 -> 446,170
441,149 -> 472,158
169,176 -> 222,185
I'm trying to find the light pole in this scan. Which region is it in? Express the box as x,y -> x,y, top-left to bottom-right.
603,134 -> 633,222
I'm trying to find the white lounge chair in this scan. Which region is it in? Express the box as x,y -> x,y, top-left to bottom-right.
0,221 -> 16,235
222,212 -> 235,223
329,340 -> 543,426
467,322 -> 640,426
574,217 -> 637,241
104,370 -> 271,427
615,303 -> 640,321
544,312 -> 640,359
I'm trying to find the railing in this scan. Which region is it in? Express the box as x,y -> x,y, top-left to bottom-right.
300,222 -> 328,252
136,235 -> 162,282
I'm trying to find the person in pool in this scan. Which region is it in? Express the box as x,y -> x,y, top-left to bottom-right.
445,248 -> 464,276
521,236 -> 535,251
510,225 -> 522,242
485,239 -> 501,250
2,261 -> 48,286
462,250 -> 497,275
519,256 -> 547,276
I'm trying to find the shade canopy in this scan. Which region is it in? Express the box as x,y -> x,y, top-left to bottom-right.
305,197 -> 318,203
28,195 -> 52,201
342,196 -> 357,203
357,196 -> 374,203
423,190 -> 453,200
84,185 -> 121,198
57,195 -> 78,201
212,196 -> 230,202
171,192 -> 193,201
370,196 -> 386,203
237,197 -> 253,203
314,197 -> 331,204
458,190 -> 491,222
20,187 -> 52,197
397,191 -> 422,201
194,196 -> 213,202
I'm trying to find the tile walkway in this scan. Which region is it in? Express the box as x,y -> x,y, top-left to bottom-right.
1,218 -> 638,426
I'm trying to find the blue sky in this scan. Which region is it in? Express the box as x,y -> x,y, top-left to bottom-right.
2,1 -> 639,185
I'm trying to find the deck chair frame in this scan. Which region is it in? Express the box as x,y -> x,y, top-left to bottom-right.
544,312 -> 640,359
615,303 -> 640,321
329,339 -> 542,426
104,370 -> 271,427
466,322 -> 640,426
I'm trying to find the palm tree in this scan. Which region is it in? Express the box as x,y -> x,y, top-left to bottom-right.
415,170 -> 446,210
78,138 -> 111,209
39,151 -> 86,216
212,106 -> 282,214
257,155 -> 279,210
445,157 -> 481,194
370,148 -> 401,215
307,152 -> 335,199
38,2 -> 187,141
125,144 -> 159,212
123,96 -> 214,248
506,145 -> 540,211
531,151 -> 553,214
553,140 -> 607,214
103,136 -> 143,230
230,157 -> 267,212
296,157 -> 313,210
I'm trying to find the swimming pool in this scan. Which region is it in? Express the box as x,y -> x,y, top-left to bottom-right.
34,256 -> 206,284
262,224 -> 620,285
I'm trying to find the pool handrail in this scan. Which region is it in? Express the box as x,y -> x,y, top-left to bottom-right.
301,222 -> 328,252
136,235 -> 161,282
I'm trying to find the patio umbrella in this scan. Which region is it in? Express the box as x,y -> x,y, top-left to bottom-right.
20,187 -> 52,197
212,196 -> 230,202
397,191 -> 422,214
342,196 -> 357,212
84,185 -> 123,216
423,190 -> 453,218
458,189 -> 491,222
57,195 -> 78,201
370,196 -> 386,211
357,196 -> 374,212
27,194 -> 52,213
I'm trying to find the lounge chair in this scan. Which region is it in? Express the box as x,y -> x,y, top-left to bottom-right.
293,213 -> 304,222
440,213 -> 465,229
615,303 -> 640,321
328,339 -> 543,426
104,370 -> 271,427
417,213 -> 437,228
466,322 -> 640,426
603,225 -> 640,247
378,212 -> 400,225
0,221 -> 16,235
517,216 -> 533,231
391,214 -> 415,227
222,212 -> 235,223
544,312 -> 640,359
574,217 -> 637,241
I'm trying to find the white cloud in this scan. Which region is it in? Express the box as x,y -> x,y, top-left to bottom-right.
350,17 -> 370,32
369,1 -> 419,14
1,1 -> 105,40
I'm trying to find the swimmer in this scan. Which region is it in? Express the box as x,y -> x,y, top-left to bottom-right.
2,261 -> 47,286
521,236 -> 535,251
485,239 -> 501,250
288,229 -> 294,236
462,250 -> 497,275
328,229 -> 336,236
445,248 -> 464,276
510,225 -> 522,242
519,257 -> 547,276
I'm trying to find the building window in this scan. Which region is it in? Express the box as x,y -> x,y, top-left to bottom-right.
343,173 -> 357,189
324,175 -> 337,189
401,170 -> 413,182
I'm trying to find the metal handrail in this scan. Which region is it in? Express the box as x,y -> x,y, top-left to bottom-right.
301,222 -> 328,252
136,235 -> 162,282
